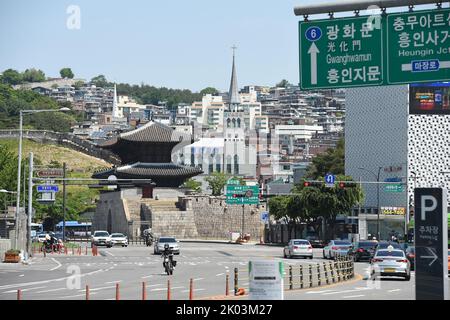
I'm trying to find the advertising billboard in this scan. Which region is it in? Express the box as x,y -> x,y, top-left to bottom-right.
409,82 -> 450,114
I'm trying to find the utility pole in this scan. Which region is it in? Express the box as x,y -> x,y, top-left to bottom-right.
62,162 -> 67,242
14,111 -> 23,249
27,152 -> 33,259
241,203 -> 245,239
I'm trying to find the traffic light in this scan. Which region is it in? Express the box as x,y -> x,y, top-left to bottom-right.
338,181 -> 357,188
303,181 -> 323,187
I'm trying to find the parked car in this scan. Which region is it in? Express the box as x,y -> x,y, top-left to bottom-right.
323,240 -> 352,259
91,231 -> 110,246
405,246 -> 415,270
154,236 -> 180,255
370,247 -> 411,281
107,233 -> 128,247
350,241 -> 378,262
283,239 -> 313,259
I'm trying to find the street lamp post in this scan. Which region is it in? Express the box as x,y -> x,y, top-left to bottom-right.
14,107 -> 70,253
358,166 -> 383,240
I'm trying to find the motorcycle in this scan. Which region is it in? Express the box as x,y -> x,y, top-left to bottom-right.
162,254 -> 176,275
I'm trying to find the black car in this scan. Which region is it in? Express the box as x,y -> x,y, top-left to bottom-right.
405,246 -> 415,270
351,241 -> 378,262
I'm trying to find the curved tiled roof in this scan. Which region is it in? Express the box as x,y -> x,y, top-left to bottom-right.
99,121 -> 193,147
93,162 -> 203,178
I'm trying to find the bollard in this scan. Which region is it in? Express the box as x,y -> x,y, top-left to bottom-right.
189,278 -> 194,300
335,260 -> 341,282
317,263 -> 321,286
142,282 -> 146,301
323,262 -> 329,285
85,245 -> 88,256
86,285 -> 90,300
289,265 -> 293,290
72,246 -> 74,255
234,268 -> 238,296
309,265 -> 313,288
116,283 -> 120,300
17,289 -> 22,300
299,265 -> 304,289
330,261 -> 335,283
225,274 -> 229,296
167,279 -> 171,301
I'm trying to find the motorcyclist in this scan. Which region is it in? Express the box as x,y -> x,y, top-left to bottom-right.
161,243 -> 175,269
144,228 -> 154,245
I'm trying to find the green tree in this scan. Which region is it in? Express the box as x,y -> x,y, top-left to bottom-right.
305,138 -> 345,179
91,75 -> 109,87
276,79 -> 290,88
204,172 -> 229,196
1,69 -> 23,85
60,68 -> 74,79
182,179 -> 202,192
295,175 -> 363,240
200,87 -> 219,96
73,80 -> 85,90
22,68 -> 46,82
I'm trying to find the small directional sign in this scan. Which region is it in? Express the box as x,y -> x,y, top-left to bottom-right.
37,185 -> 59,193
414,188 -> 449,300
261,211 -> 269,223
324,173 -> 335,187
384,184 -> 405,192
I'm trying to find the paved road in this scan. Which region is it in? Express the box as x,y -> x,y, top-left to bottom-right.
0,243 -> 443,300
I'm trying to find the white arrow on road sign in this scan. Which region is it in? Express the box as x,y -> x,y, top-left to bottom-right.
308,42 -> 320,85
421,247 -> 438,266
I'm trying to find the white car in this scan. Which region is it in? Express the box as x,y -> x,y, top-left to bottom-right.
37,233 -> 47,243
91,231 -> 110,246
154,237 -> 180,255
283,239 -> 313,259
107,233 -> 128,247
370,247 -> 411,281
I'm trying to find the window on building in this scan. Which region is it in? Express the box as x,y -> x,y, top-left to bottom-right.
209,163 -> 214,173
232,118 -> 236,128
227,118 -> 231,128
237,118 -> 241,128
234,155 -> 239,174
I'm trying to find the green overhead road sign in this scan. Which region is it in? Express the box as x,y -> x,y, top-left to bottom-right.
299,16 -> 384,89
387,8 -> 450,84
298,9 -> 450,90
226,185 -> 260,205
384,184 -> 405,193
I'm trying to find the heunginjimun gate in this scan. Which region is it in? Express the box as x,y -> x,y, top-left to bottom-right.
92,121 -> 203,197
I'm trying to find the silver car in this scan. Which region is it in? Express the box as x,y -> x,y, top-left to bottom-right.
370,248 -> 411,281
154,237 -> 180,255
284,239 -> 313,259
323,240 -> 352,259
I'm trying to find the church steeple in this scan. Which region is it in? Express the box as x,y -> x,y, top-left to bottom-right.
228,45 -> 240,110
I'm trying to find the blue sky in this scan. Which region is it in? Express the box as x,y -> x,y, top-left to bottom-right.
0,1 -> 442,92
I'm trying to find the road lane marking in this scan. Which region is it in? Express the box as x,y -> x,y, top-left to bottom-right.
2,286 -> 47,294
19,274 -> 24,277
104,281 -> 122,284
85,286 -> 116,292
102,250 -> 115,257
216,273 -> 224,277
343,294 -> 365,299
306,290 -> 337,294
388,289 -> 401,293
193,278 -> 204,281
141,275 -> 153,279
36,288 -> 68,294
58,292 -> 97,299
0,269 -> 104,290
322,288 -> 370,295
50,258 -> 62,271
181,288 -> 206,293
150,288 -> 167,292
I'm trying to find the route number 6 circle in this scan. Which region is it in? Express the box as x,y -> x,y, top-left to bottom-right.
305,26 -> 322,42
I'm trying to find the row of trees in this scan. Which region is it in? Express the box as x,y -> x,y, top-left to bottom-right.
0,83 -> 78,132
0,68 -> 75,85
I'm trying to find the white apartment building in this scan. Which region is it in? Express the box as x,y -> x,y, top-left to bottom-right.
116,95 -> 147,118
274,124 -> 324,141
190,94 -> 225,131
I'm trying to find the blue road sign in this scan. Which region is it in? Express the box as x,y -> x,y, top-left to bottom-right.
37,185 -> 59,193
325,174 -> 335,185
261,212 -> 269,222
